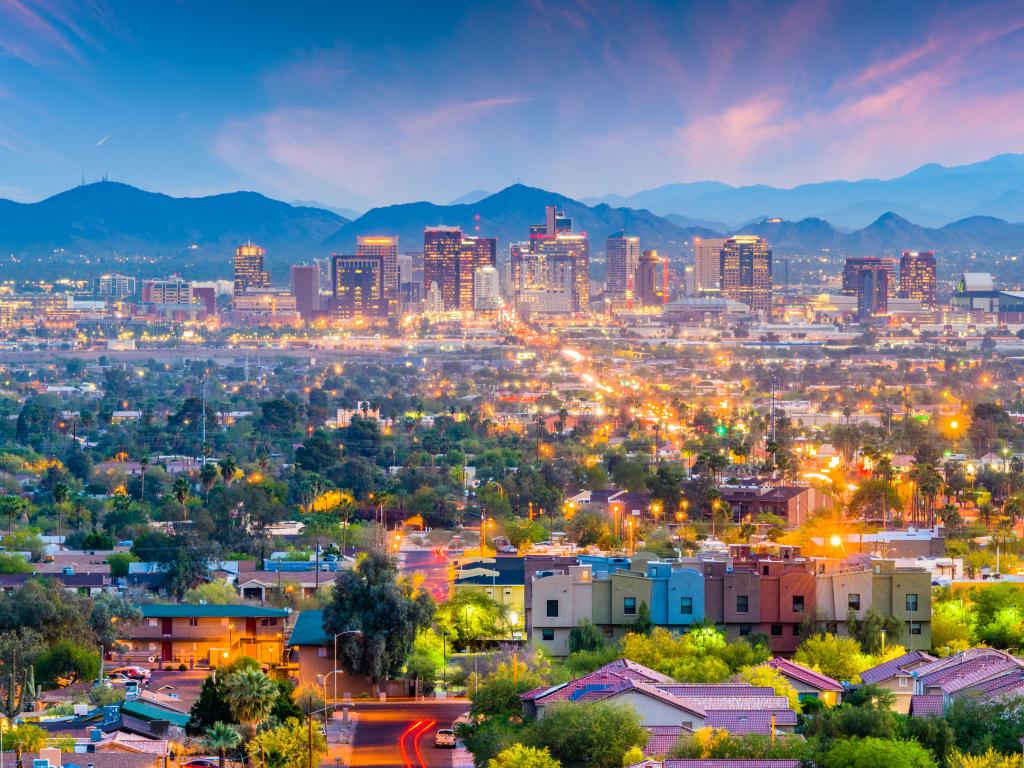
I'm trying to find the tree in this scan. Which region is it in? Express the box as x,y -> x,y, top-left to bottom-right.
567,620 -> 607,654
949,748 -> 1024,768
224,667 -> 278,738
436,590 -> 511,650
107,552 -> 139,579
524,701 -> 647,768
793,633 -> 869,683
470,661 -> 547,720
323,551 -> 434,686
849,608 -> 906,654
258,399 -> 301,435
738,665 -> 801,712
633,602 -> 653,636
203,722 -> 242,768
488,744 -> 562,768
945,695 -> 1024,755
33,640 -> 99,687
219,457 -> 238,485
183,581 -> 240,605
295,431 -> 342,473
820,737 -> 936,768
246,717 -> 326,768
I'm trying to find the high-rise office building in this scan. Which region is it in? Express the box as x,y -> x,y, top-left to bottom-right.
636,249 -> 669,306
899,250 -> 937,307
459,236 -> 497,310
290,264 -> 321,319
234,243 -> 270,294
606,232 -> 641,301
855,262 -> 889,321
842,257 -> 896,297
720,236 -> 772,313
142,277 -> 193,305
423,226 -> 462,312
94,274 -> 136,298
474,265 -> 502,310
397,252 -> 424,308
331,254 -> 387,319
694,237 -> 728,295
357,236 -> 399,310
526,206 -> 589,314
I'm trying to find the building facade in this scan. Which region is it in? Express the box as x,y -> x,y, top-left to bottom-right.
234,243 -> 270,294
899,251 -> 937,307
636,249 -> 669,306
607,232 -> 641,301
423,226 -> 462,311
694,237 -> 727,295
720,236 -> 772,313
290,264 -> 321,319
331,254 -> 387,319
356,236 -> 399,311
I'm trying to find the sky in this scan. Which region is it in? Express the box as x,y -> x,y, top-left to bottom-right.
2,0 -> 1024,211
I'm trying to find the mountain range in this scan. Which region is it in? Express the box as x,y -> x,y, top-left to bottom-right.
583,154 -> 1024,229
3,173 -> 1024,279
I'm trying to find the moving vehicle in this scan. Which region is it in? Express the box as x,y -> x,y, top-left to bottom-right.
434,728 -> 457,748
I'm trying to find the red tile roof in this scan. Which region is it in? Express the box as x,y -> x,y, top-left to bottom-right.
910,694 -> 945,717
859,651 -> 936,685
706,709 -> 798,732
644,725 -> 689,757
764,658 -> 843,691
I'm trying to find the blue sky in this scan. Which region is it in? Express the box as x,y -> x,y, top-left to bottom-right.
2,0 -> 1024,210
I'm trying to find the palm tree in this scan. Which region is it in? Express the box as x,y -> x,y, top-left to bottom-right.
200,463 -> 219,495
219,457 -> 237,486
202,722 -> 241,768
172,476 -> 192,523
223,668 -> 277,739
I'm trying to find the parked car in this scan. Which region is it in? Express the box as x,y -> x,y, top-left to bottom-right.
434,729 -> 456,748
182,759 -> 219,768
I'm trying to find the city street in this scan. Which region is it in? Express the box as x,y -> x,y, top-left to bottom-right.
342,700 -> 469,768
401,546 -> 451,602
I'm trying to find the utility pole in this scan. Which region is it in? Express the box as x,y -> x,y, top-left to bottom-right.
201,373 -> 207,465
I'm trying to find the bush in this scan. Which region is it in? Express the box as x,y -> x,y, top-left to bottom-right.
820,737 -> 936,768
524,701 -> 647,768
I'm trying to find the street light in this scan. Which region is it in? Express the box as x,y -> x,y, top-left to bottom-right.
331,630 -> 363,714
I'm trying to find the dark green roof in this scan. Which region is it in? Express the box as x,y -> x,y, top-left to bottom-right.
288,610 -> 328,646
140,604 -> 289,619
121,700 -> 190,727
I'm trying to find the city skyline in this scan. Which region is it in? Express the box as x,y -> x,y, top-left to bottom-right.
3,1 -> 1024,210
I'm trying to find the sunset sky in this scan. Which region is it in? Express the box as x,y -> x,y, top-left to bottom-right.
2,0 -> 1023,209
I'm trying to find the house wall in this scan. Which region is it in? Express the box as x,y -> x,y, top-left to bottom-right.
606,691 -> 705,729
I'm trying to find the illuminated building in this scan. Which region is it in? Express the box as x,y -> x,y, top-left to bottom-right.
142,277 -> 192,305
234,242 -> 270,294
720,235 -> 772,313
93,274 -> 136,298
899,251 -> 937,308
516,206 -> 589,315
193,286 -> 217,318
606,232 -> 640,301
423,226 -> 462,311
473,265 -> 502,311
229,291 -> 298,326
357,236 -> 398,310
693,237 -> 727,295
398,252 -> 424,308
842,257 -> 895,297
331,253 -> 387,319
459,236 -> 497,310
636,249 -> 669,306
290,264 -> 321,319
853,261 -> 889,321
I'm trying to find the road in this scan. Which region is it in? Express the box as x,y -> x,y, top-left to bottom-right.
401,547 -> 451,603
345,700 -> 469,768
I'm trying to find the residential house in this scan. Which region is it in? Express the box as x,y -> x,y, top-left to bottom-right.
859,650 -> 936,713
6,751 -> 159,768
763,658 -> 843,705
909,648 -> 1024,715
286,609 -> 405,698
452,556 -> 527,633
128,604 -> 288,668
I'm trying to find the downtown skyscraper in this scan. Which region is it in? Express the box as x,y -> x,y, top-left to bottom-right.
357,236 -> 399,310
720,236 -> 772,313
234,242 -> 270,294
606,232 -> 640,301
899,250 -> 937,307
423,226 -> 462,312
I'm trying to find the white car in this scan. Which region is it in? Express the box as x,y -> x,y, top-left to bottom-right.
434,728 -> 457,748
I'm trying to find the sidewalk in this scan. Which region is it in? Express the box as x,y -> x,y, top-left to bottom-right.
320,708 -> 358,767
453,742 -> 474,768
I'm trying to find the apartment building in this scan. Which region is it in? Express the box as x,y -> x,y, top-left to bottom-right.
129,604 -> 288,668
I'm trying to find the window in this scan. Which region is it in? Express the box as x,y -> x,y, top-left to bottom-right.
546,599 -> 559,618
188,617 -> 199,627
899,677 -> 908,688
542,628 -> 555,641
826,622 -> 838,634
680,596 -> 693,615
739,624 -> 752,636
792,624 -> 801,636
906,594 -> 919,612
736,595 -> 749,614
792,595 -> 805,613
910,621 -> 922,635
148,618 -> 158,627
763,566 -> 769,576
317,647 -> 328,657
848,593 -> 861,611
771,624 -> 783,636
624,597 -> 637,615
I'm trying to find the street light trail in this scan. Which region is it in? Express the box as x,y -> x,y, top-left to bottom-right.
398,720 -> 423,768
412,719 -> 436,768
